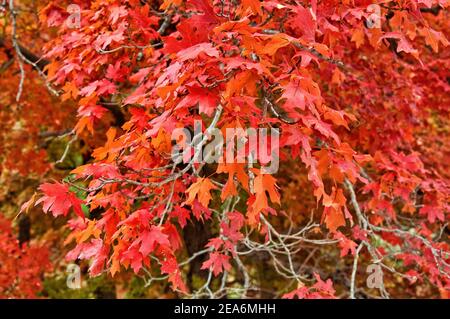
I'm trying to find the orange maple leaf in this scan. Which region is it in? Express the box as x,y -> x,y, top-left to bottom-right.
248,172 -> 280,225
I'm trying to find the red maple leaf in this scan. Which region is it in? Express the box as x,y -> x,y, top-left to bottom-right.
201,252 -> 232,276
139,226 -> 171,256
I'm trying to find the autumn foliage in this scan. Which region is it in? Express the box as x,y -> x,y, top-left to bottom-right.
0,0 -> 449,299
0,215 -> 51,298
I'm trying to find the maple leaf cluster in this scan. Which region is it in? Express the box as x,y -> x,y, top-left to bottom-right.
0,0 -> 449,298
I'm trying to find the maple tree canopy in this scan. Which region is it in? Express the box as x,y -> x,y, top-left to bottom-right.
0,0 -> 449,299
